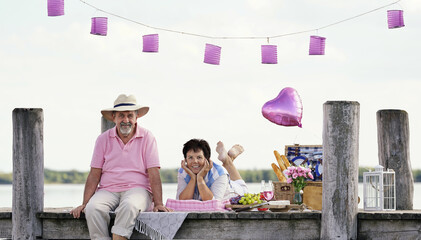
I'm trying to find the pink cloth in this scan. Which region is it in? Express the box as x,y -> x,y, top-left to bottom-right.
165,199 -> 229,212
91,125 -> 160,193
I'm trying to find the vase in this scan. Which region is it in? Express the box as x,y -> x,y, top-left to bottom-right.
293,189 -> 303,205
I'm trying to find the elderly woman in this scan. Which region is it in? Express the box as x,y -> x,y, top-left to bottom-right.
176,139 -> 248,201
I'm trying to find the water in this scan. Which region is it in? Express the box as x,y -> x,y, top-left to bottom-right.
1,183 -> 421,209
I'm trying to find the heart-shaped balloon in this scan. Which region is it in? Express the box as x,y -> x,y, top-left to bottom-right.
262,87 -> 303,127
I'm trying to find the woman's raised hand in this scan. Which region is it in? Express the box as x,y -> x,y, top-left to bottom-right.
198,159 -> 213,179
181,159 -> 195,177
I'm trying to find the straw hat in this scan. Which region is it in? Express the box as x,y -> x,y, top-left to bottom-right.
101,94 -> 149,122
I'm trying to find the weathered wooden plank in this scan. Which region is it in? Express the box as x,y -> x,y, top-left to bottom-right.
12,108 -> 44,239
0,218 -> 12,239
3,209 -> 421,239
174,219 -> 321,240
358,219 -> 421,240
42,219 -> 90,239
322,101 -> 360,240
377,109 -> 413,210
358,210 -> 421,220
101,116 -> 115,133
35,210 -> 322,239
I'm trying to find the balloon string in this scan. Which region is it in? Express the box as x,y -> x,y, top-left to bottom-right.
79,0 -> 402,40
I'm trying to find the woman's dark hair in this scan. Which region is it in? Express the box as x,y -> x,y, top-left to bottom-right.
183,139 -> 211,160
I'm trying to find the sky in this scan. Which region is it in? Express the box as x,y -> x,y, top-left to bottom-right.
0,0 -> 420,173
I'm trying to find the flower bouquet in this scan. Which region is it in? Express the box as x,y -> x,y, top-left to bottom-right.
285,166 -> 314,204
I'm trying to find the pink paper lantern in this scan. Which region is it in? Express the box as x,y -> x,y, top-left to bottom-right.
143,34 -> 159,52
261,45 -> 277,64
204,44 -> 221,65
47,0 -> 64,17
90,17 -> 108,36
387,10 -> 405,29
309,35 -> 326,55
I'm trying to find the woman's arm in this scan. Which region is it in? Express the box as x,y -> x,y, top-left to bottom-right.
196,176 -> 213,201
178,160 -> 197,200
196,160 -> 214,201
209,174 -> 229,200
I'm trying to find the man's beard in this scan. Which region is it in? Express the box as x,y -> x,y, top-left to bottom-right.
119,122 -> 133,136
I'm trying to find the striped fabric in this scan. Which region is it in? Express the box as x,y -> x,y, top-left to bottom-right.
286,146 -> 323,162
286,145 -> 323,180
178,162 -> 228,188
165,198 -> 229,212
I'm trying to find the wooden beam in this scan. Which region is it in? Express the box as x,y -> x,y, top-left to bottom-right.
321,101 -> 360,239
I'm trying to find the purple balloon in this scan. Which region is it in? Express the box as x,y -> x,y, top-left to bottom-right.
262,87 -> 303,127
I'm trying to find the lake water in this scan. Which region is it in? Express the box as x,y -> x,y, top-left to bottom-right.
1,183 -> 420,209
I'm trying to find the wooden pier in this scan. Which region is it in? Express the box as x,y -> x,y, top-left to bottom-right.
2,104 -> 417,239
1,207 -> 421,239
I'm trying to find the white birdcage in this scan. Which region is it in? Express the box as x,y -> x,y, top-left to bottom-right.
363,165 -> 396,211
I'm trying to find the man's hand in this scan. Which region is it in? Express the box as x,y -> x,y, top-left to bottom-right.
70,204 -> 86,218
197,159 -> 213,179
153,204 -> 173,212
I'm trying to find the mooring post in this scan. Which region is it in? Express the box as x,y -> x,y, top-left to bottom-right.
321,101 -> 360,240
12,108 -> 44,239
377,109 -> 413,210
101,116 -> 115,133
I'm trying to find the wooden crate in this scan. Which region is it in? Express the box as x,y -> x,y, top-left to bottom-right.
273,182 -> 294,202
303,181 -> 322,210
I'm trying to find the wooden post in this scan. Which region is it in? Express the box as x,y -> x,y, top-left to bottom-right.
101,116 -> 115,133
377,109 -> 413,210
321,101 -> 359,240
12,108 -> 44,239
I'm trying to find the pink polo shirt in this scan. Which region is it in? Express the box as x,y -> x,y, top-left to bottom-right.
90,125 -> 160,193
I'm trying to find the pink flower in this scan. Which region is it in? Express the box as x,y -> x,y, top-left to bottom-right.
287,178 -> 293,184
308,172 -> 314,179
292,173 -> 298,179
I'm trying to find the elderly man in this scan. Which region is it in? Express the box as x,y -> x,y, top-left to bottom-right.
70,94 -> 171,240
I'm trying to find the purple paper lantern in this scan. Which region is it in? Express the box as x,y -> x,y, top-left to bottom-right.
90,17 -> 108,36
48,0 -> 64,17
309,35 -> 326,55
387,10 -> 405,29
143,34 -> 159,52
204,44 -> 221,65
261,45 -> 278,64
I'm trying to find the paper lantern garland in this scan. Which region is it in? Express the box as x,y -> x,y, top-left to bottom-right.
261,45 -> 278,64
204,44 -> 221,65
47,0 -> 64,17
309,36 -> 326,55
142,34 -> 159,52
90,17 -> 108,36
387,10 -> 405,29
46,1 -> 406,64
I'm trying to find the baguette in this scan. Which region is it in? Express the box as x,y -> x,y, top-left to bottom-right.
281,154 -> 291,168
271,163 -> 286,182
274,150 -> 287,172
